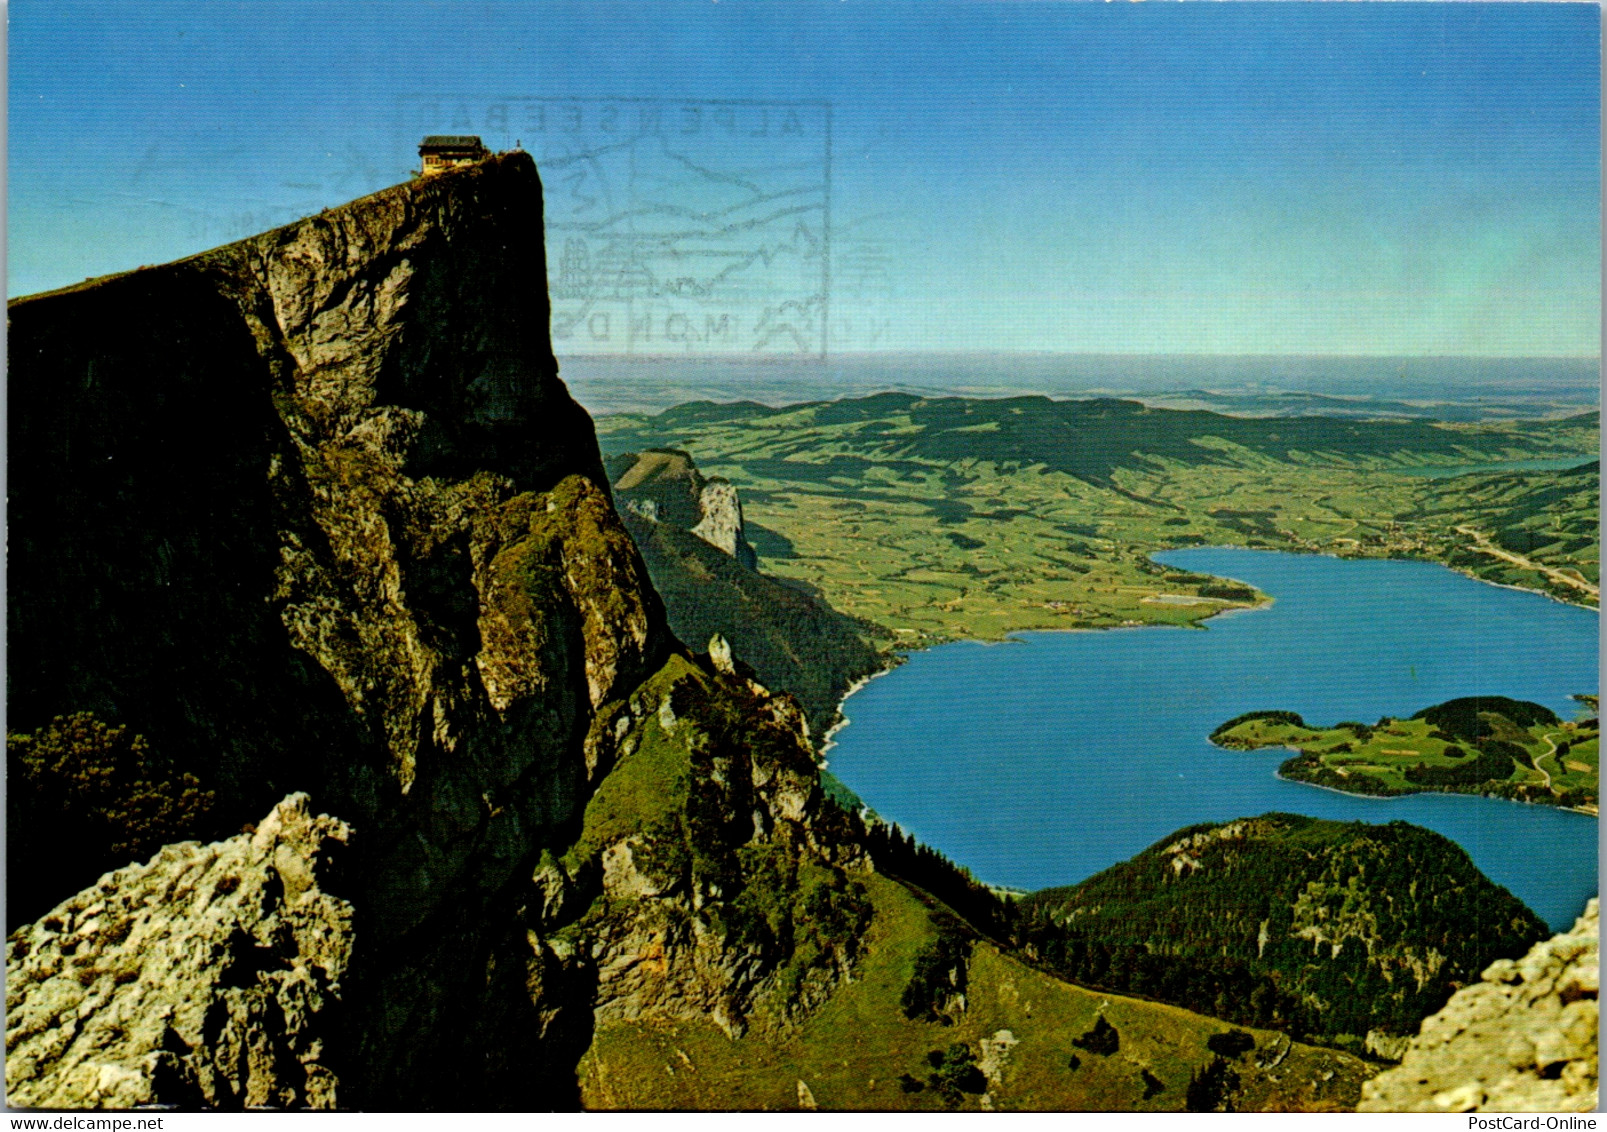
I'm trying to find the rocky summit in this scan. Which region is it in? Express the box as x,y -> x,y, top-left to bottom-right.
1359,899 -> 1598,1113
5,155 -> 858,1109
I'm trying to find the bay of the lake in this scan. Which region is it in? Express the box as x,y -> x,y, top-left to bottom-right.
827,547 -> 1600,930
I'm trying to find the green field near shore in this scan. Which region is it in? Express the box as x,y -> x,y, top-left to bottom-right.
1211,703 -> 1599,812
596,395 -> 1598,644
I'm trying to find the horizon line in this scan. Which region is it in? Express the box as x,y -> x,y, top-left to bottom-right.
558,351 -> 1603,363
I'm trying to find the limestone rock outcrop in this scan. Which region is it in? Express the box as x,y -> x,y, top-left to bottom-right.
1358,898 -> 1598,1113
609,449 -> 757,568
689,478 -> 758,568
6,795 -> 353,1110
544,654 -> 872,1039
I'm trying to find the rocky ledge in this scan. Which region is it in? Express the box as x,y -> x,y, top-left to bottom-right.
6,796 -> 353,1109
1359,898 -> 1598,1113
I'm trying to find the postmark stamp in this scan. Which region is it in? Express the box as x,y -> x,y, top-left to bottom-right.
399,96 -> 832,357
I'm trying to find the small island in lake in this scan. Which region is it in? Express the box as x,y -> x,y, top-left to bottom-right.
1211,696 -> 1599,814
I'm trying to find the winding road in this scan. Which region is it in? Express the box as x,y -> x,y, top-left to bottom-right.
1452,525 -> 1600,601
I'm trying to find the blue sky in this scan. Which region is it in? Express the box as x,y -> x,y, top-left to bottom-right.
9,1 -> 1601,356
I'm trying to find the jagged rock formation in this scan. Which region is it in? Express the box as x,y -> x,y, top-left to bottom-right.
6,156 -> 871,1110
6,795 -> 352,1109
1359,899 -> 1598,1113
549,653 -> 873,1037
609,449 -> 758,568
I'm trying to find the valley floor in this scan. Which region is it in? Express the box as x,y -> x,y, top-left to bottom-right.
597,404 -> 1597,646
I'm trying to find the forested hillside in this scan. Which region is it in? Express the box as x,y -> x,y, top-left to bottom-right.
619,511 -> 886,738
1019,815 -> 1549,1049
604,445 -> 888,741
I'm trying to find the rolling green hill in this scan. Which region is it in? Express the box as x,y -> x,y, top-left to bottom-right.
1415,461 -> 1599,598
612,394 -> 1590,483
1019,815 -> 1550,1051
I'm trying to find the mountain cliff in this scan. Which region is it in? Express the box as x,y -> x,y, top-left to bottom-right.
607,450 -> 885,739
4,155 -> 857,1109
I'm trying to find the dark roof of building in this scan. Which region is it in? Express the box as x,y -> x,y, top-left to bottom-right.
419,135 -> 486,151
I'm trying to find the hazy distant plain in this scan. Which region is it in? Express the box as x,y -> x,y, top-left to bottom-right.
560,353 -> 1600,420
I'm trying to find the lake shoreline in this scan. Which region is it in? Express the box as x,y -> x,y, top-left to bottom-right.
1439,562 -> 1599,611
1224,742 -> 1602,818
818,663 -> 900,764
820,546 -> 1598,929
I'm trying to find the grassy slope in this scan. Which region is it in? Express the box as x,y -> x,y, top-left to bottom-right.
594,396 -> 1597,643
579,872 -> 1374,1112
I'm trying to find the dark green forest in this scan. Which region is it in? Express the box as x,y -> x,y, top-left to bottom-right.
1016,815 -> 1548,1044
1410,696 -> 1559,740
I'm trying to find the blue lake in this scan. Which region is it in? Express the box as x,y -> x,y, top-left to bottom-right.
827,548 -> 1600,930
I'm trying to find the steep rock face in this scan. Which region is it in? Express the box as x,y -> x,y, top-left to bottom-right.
9,155 -> 615,829
6,795 -> 352,1110
609,449 -> 757,567
6,155 -> 672,1106
689,479 -> 758,568
1359,899 -> 1598,1113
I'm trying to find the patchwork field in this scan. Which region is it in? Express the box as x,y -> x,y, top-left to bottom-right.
596,396 -> 1598,644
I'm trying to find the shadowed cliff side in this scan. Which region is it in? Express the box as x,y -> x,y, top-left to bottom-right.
6,155 -> 668,1106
